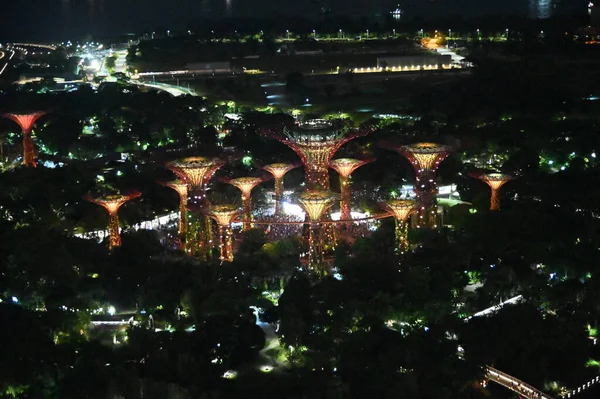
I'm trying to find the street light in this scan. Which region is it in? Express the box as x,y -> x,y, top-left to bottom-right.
313,29 -> 316,39
366,29 -> 369,39
420,28 -> 424,37
393,28 -> 396,36
286,30 -> 290,39
448,28 -> 452,38
167,30 -> 171,36
339,29 -> 343,39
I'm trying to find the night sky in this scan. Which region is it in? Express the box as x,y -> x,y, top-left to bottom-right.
0,0 -> 589,41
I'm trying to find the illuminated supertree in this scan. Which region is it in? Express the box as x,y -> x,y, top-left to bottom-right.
262,119 -> 370,248
330,158 -> 372,222
84,192 -> 142,250
226,176 -> 264,231
263,163 -> 297,214
2,111 -> 47,167
382,199 -> 416,255
166,157 -> 225,259
471,172 -> 514,210
384,142 -> 451,228
159,180 -> 188,247
206,204 -> 239,263
298,190 -> 337,274
261,119 -> 370,190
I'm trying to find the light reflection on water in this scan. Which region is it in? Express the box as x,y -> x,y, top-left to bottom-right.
4,0 -> 589,41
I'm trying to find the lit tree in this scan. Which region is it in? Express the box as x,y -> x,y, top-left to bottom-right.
384,142 -> 451,228
158,180 -> 188,248
2,112 -> 47,167
206,204 -> 239,263
261,119 -> 371,190
262,119 -> 370,248
166,157 -> 225,259
382,199 -> 416,255
263,163 -> 297,214
330,158 -> 372,222
83,192 -> 142,250
471,172 -> 514,210
226,176 -> 264,231
298,190 -> 337,274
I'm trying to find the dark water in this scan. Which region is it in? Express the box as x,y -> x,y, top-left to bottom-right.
0,0 -> 588,41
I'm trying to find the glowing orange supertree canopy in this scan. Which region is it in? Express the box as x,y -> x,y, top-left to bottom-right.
166,156 -> 225,192
330,158 -> 372,222
261,119 -> 371,190
226,176 -> 264,231
382,199 -> 416,255
159,180 -> 188,247
206,204 -> 239,263
298,190 -> 337,274
384,142 -> 451,228
84,192 -> 142,250
2,111 -> 47,167
263,163 -> 297,214
471,172 -> 514,210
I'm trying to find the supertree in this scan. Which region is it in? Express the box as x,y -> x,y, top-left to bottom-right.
261,119 -> 371,190
166,157 -> 225,259
84,192 -> 142,250
263,163 -> 297,214
206,204 -> 239,263
158,180 -> 188,248
384,142 -> 451,228
382,199 -> 416,255
330,158 -> 372,222
471,172 -> 514,210
298,190 -> 337,274
2,111 -> 47,167
225,176 -> 264,231
262,119 -> 370,247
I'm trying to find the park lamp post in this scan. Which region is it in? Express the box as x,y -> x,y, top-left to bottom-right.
313,29 -> 316,39
286,29 -> 290,39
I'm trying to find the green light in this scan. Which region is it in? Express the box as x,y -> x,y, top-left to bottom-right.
242,155 -> 253,166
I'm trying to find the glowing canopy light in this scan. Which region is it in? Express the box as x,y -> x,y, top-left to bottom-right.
206,204 -> 239,263
166,157 -> 225,190
298,190 -> 337,274
330,158 -> 372,222
298,190 -> 337,222
2,111 -> 47,167
159,180 -> 189,246
84,192 -> 142,250
398,142 -> 452,174
472,172 -> 514,211
227,176 -> 264,231
263,163 -> 297,214
382,199 -> 416,255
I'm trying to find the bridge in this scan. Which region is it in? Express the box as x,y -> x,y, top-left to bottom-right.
484,366 -> 553,399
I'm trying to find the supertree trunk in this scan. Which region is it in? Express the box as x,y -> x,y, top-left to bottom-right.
339,175 -> 351,222
395,219 -> 409,255
306,167 -> 330,191
242,195 -> 252,231
218,225 -> 234,263
108,212 -> 121,250
178,197 -> 188,249
22,132 -> 37,168
490,188 -> 500,211
308,223 -> 327,275
415,189 -> 438,229
187,214 -> 213,261
274,177 -> 284,214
